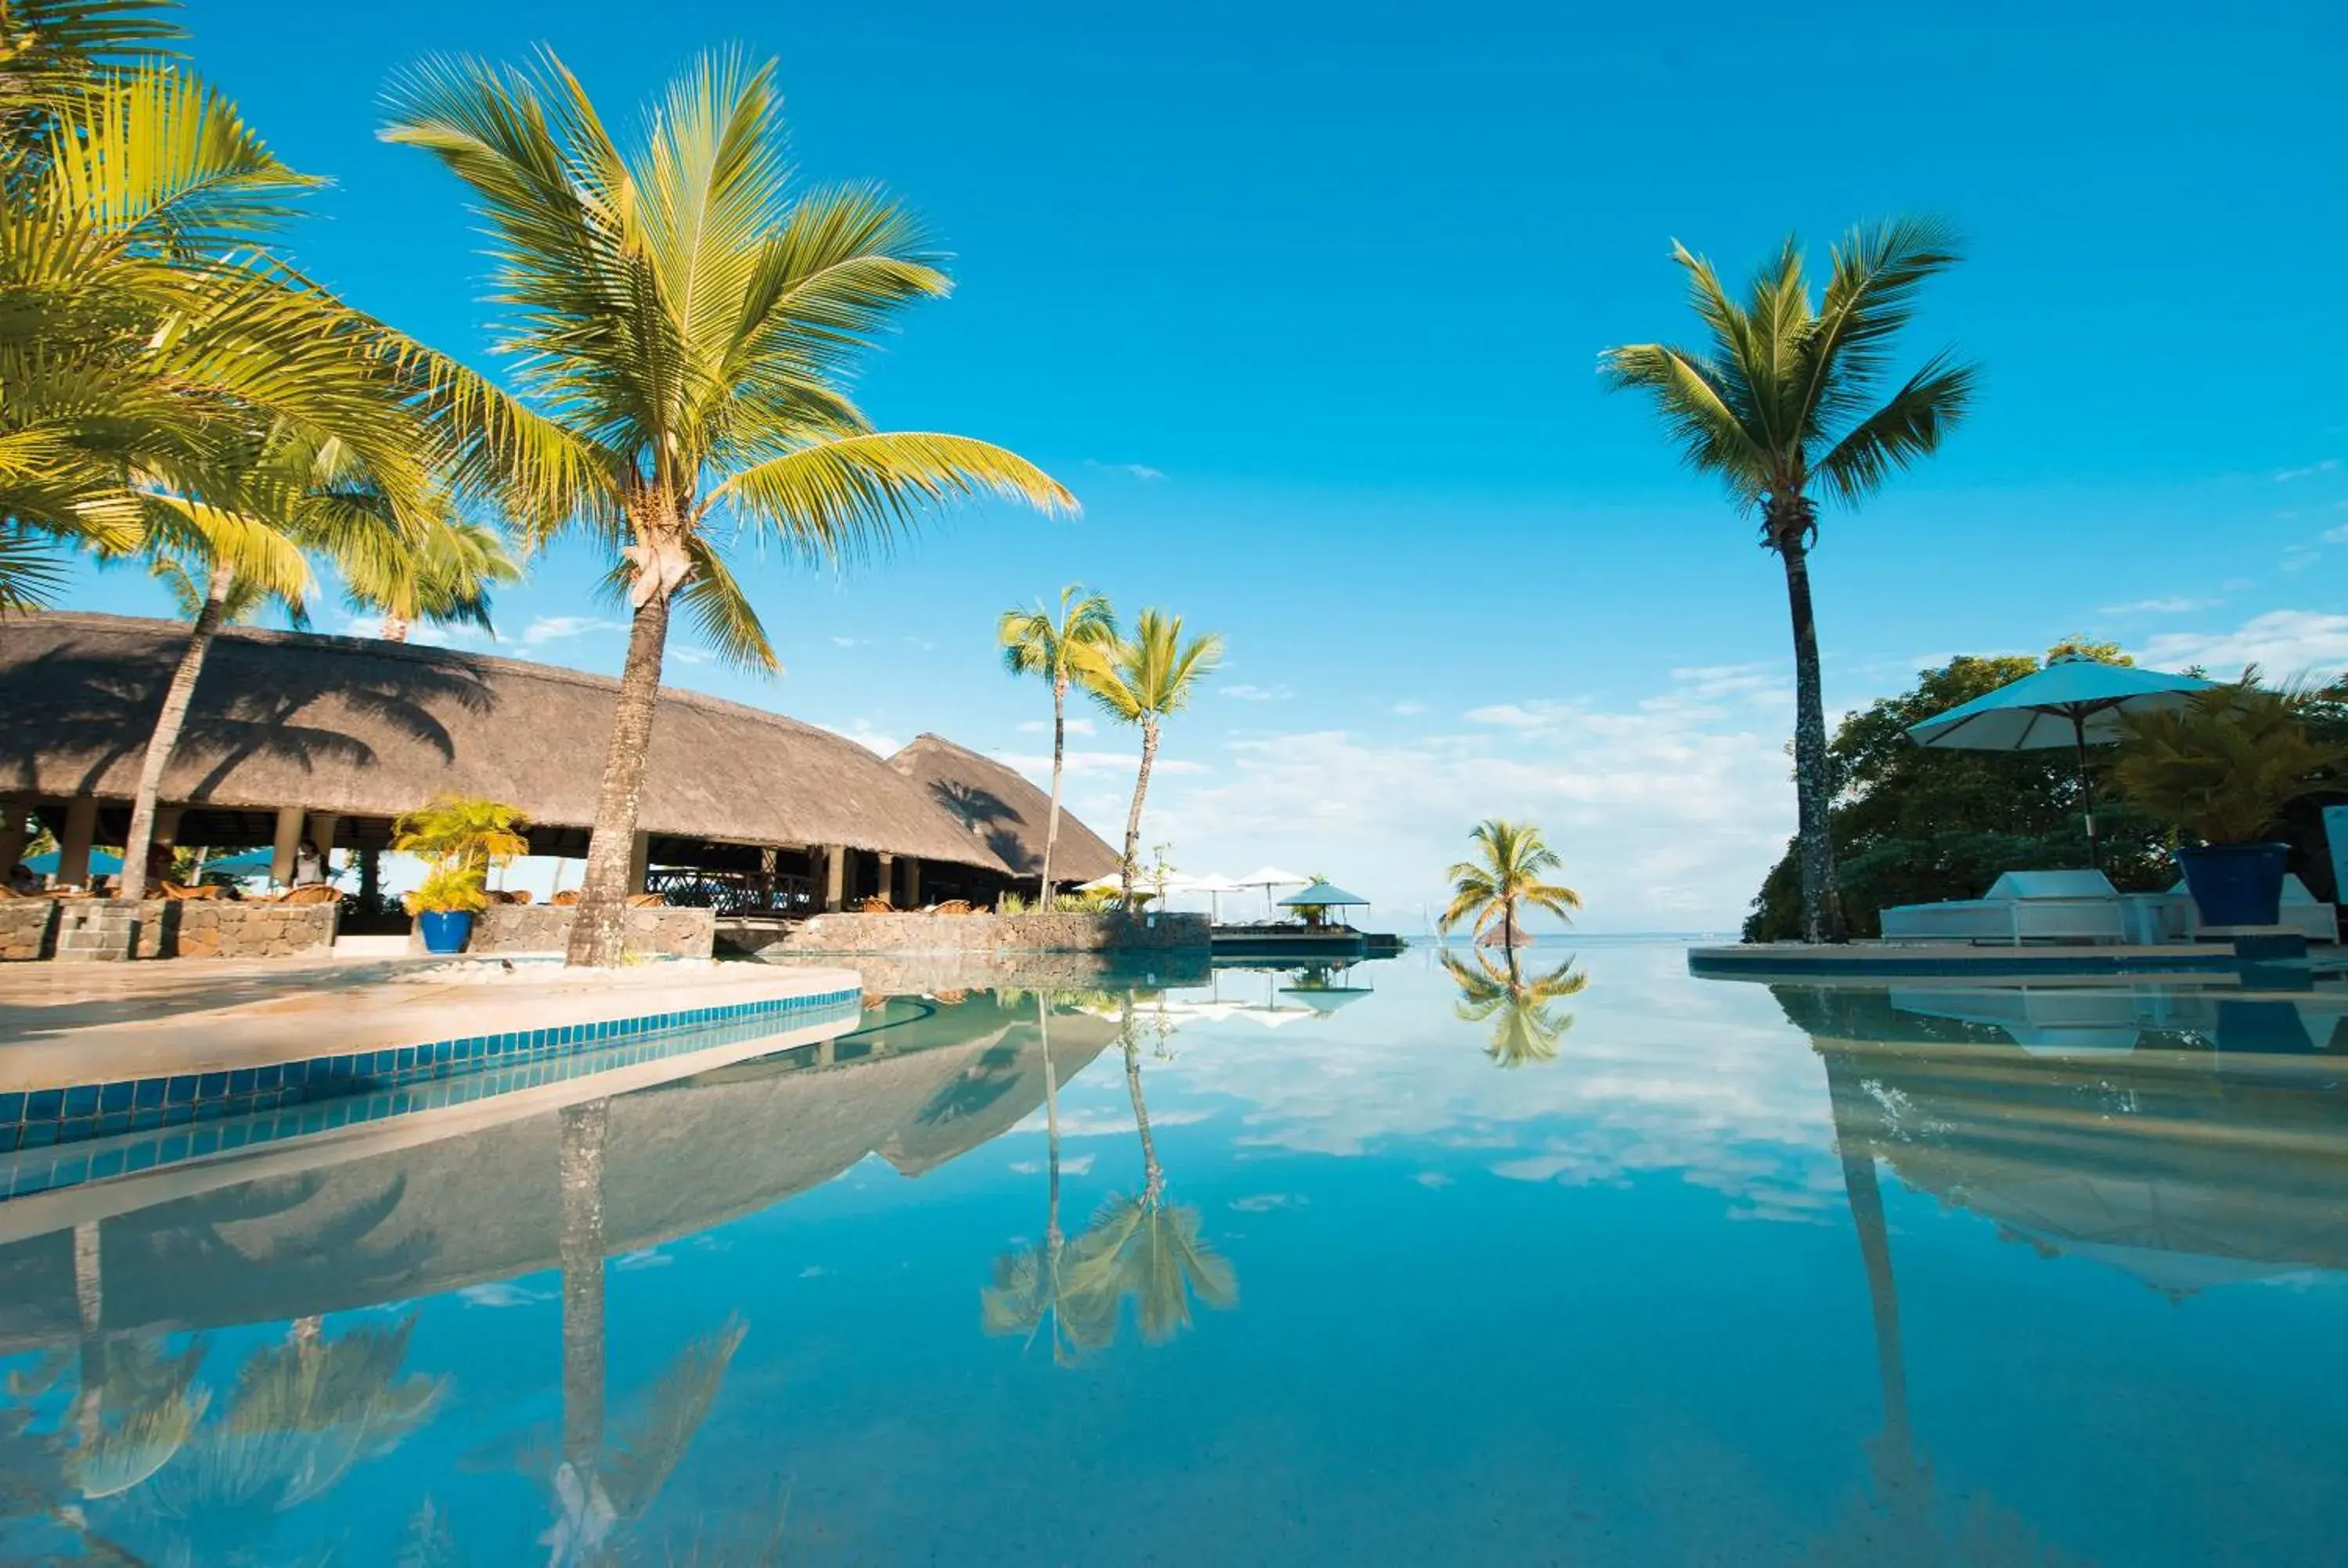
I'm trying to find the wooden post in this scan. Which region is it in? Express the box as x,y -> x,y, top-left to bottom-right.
823,844 -> 846,912
626,830 -> 650,895
59,798 -> 98,886
268,806 -> 303,887
877,852 -> 895,908
903,858 -> 921,908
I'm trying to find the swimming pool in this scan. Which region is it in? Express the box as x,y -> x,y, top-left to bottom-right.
0,940 -> 2341,1564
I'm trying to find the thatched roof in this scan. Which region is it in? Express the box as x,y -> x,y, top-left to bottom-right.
0,613 -> 1029,869
887,732 -> 1121,883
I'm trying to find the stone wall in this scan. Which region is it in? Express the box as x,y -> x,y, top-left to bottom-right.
780,948 -> 1212,996
737,910 -> 1211,958
411,904 -> 717,959
0,901 -> 57,961
43,898 -> 338,962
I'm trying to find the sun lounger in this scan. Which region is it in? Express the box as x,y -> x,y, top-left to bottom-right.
2138,874 -> 2339,943
1878,870 -> 2129,946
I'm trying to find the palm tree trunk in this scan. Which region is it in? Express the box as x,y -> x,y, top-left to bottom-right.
1039,992 -> 1062,1250
1118,719 -> 1158,907
1776,533 -> 1844,943
1118,996 -> 1162,1205
1040,674 -> 1068,902
559,1098 -> 610,1475
568,589 -> 674,966
118,563 -> 233,903
73,1221 -> 103,1448
380,613 -> 411,643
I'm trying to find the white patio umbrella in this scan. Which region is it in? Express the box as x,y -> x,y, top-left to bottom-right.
1905,655 -> 2212,869
1169,870 -> 1244,922
1236,864 -> 1310,920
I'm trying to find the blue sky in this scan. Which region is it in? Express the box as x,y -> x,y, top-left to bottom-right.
60,0 -> 2348,928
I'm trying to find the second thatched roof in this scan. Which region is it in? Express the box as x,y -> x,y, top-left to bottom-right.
887,732 -> 1121,884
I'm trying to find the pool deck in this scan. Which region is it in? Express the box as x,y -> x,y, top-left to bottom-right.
1687,937 -> 2343,984
0,954 -> 864,1090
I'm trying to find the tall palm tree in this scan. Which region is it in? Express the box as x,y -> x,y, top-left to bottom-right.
1439,819 -> 1581,950
385,50 -> 1075,966
1077,609 -> 1222,904
998,586 -> 1118,902
339,503 -> 521,643
1601,220 -> 1976,943
1440,948 -> 1588,1069
981,992 -> 1082,1362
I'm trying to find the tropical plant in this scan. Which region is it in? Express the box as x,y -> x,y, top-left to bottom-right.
999,585 -> 1118,901
1602,219 -> 1977,943
1442,949 -> 1589,1069
1439,819 -> 1581,948
392,794 -> 529,914
0,1 -> 438,620
339,503 -> 521,642
1076,609 -> 1223,904
384,49 -> 1075,966
2112,684 -> 2348,844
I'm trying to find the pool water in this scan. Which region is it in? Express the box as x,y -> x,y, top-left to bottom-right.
2,940 -> 2343,1565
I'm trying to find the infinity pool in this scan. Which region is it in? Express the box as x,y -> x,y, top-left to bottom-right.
2,940 -> 2343,1565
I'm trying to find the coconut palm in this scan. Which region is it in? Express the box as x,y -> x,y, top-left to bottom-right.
1077,610 -> 1223,904
340,504 -> 522,643
998,586 -> 1118,901
384,51 -> 1075,967
0,4 -> 434,613
1439,819 -> 1580,950
1441,948 -> 1588,1069
981,993 -> 1083,1362
1601,220 -> 1976,943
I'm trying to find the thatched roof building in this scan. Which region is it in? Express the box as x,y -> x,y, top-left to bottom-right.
887,732 -> 1121,885
0,613 -> 1109,905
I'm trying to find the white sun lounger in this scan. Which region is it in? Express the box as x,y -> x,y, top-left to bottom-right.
1878,870 -> 2129,946
2130,874 -> 2340,944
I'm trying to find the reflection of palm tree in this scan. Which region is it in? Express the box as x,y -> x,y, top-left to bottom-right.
1441,950 -> 1588,1069
982,994 -> 1080,1362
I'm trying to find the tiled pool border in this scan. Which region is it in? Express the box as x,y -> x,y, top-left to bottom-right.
0,985 -> 861,1158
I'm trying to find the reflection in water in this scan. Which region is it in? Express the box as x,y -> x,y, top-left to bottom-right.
1440,948 -> 1588,1067
0,960 -> 2341,1563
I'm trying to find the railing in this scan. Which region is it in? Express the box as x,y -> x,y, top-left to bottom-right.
643,868 -> 819,916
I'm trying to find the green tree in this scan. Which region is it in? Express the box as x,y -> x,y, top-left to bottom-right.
1604,220 -> 1977,942
385,50 -> 1075,966
1076,609 -> 1223,904
1742,643 -> 2170,940
998,586 -> 1118,901
1438,819 -> 1581,948
340,504 -> 521,643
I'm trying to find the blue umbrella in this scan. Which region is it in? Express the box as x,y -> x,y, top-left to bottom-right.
1905,655 -> 2212,868
23,849 -> 122,877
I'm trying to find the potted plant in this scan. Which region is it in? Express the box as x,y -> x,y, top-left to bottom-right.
393,796 -> 531,955
2112,685 -> 2346,928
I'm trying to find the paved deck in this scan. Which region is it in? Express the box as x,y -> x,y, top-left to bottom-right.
0,954 -> 862,1089
1688,938 -> 2343,984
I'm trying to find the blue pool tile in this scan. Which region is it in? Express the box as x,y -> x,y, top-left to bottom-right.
134,1078 -> 165,1109
99,1082 -> 133,1113
124,1143 -> 157,1173
221,1124 -> 250,1150
0,1093 -> 26,1124
163,1105 -> 194,1126
197,1072 -> 229,1099
26,1090 -> 63,1121
257,1064 -> 283,1091
62,1085 -> 98,1118
60,1117 -> 93,1142
194,1102 -> 225,1122
229,1068 -> 257,1095
96,1112 -> 129,1135
0,1127 -> 16,1153
20,1123 -> 56,1148
191,1129 -> 220,1158
131,1108 -> 163,1131
90,1149 -> 125,1181
397,1047 -> 417,1072
165,1076 -> 197,1106
157,1132 -> 190,1163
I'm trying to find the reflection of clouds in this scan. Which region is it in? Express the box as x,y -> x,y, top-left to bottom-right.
1009,1108 -> 1215,1138
1009,1153 -> 1094,1176
1131,945 -> 1844,1223
459,1281 -> 553,1308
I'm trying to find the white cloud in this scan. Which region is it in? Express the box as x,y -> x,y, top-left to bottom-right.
830,635 -> 867,649
2274,459 -> 2339,481
1017,717 -> 1096,735
671,645 -> 718,666
2325,523 -> 2348,545
2282,546 -> 2320,574
520,615 -> 618,646
2099,596 -> 2216,615
1086,459 -> 1167,482
2138,610 -> 2348,682
1392,700 -> 1428,717
993,748 -> 1205,779
817,718 -> 901,756
1222,683 -> 1292,702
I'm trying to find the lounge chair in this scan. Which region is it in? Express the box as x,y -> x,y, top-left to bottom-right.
1878,870 -> 2130,946
2132,874 -> 2339,944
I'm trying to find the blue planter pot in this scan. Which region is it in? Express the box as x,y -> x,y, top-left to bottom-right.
2176,842 -> 2289,928
417,909 -> 475,955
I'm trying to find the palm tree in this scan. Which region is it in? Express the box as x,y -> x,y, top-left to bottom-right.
0,6 -> 434,613
981,992 -> 1082,1362
998,586 -> 1118,902
1439,819 -> 1581,950
1441,948 -> 1588,1069
1077,609 -> 1223,904
1602,220 -> 1976,943
385,51 -> 1075,967
340,504 -> 521,643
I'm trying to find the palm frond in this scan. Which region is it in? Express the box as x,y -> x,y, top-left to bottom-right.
712,430 -> 1074,564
